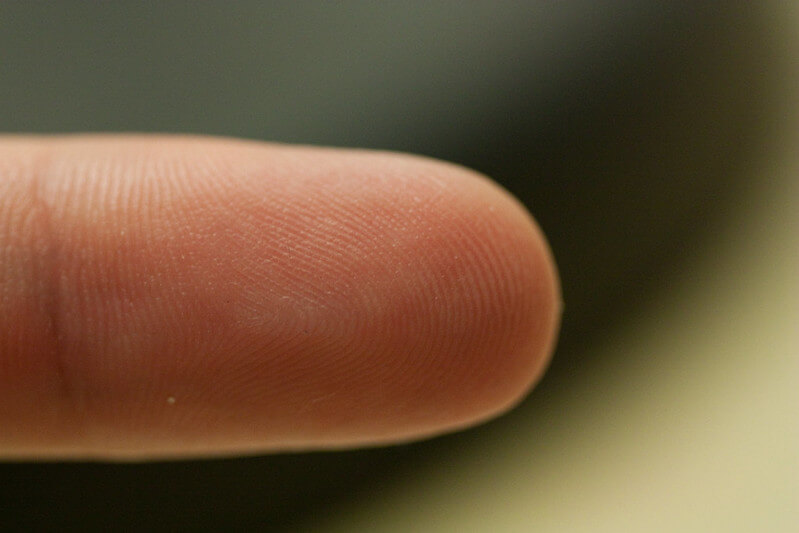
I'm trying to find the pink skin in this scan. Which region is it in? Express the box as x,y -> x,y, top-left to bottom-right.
0,136 -> 560,460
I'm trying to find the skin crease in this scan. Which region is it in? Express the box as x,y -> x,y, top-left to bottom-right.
0,135 -> 561,460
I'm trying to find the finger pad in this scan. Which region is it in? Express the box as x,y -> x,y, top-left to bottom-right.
4,137 -> 560,457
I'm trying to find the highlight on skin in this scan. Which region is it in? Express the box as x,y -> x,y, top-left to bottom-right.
0,135 -> 561,460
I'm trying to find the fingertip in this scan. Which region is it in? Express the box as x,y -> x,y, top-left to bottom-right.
392,157 -> 561,433
0,136 -> 561,457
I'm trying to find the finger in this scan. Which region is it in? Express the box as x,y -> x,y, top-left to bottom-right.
0,135 -> 560,460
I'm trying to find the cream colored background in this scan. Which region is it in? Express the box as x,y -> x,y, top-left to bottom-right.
310,8 -> 799,533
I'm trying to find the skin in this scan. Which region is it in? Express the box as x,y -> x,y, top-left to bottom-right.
0,135 -> 561,460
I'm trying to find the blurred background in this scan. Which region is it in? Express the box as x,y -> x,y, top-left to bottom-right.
0,2 -> 796,531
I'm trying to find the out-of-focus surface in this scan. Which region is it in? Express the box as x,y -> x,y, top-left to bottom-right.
0,2 -> 796,531
309,115 -> 799,533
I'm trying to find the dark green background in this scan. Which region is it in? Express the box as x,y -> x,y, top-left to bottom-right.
0,2 -> 777,530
